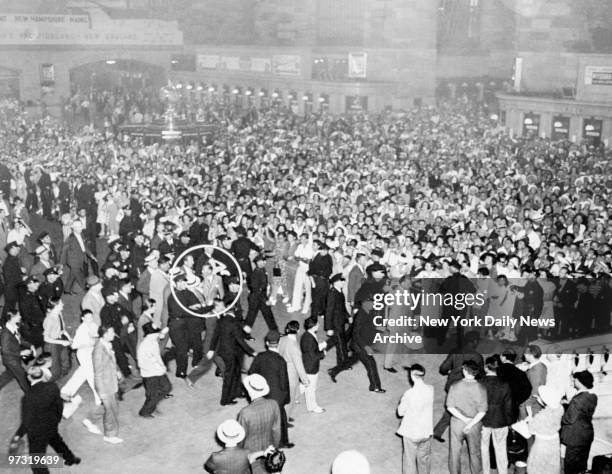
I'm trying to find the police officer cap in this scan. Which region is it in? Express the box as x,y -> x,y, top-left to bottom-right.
329,273 -> 345,284
366,263 -> 386,274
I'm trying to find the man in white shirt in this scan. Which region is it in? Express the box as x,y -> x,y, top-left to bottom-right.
397,364 -> 434,474
289,233 -> 313,313
137,322 -> 171,418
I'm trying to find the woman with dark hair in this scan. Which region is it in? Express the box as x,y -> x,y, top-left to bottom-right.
278,320 -> 309,420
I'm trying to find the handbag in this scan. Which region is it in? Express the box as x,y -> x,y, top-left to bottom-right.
264,448 -> 286,473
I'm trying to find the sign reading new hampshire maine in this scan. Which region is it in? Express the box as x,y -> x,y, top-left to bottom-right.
0,13 -> 183,46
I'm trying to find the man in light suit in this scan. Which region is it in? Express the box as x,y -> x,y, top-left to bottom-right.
237,374 -> 281,474
91,325 -> 123,444
200,263 -> 224,301
0,311 -> 32,393
61,220 -> 95,294
278,320 -> 309,420
248,330 -> 293,449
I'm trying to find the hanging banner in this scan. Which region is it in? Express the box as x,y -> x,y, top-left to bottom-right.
272,55 -> 302,76
197,54 -> 219,70
0,12 -> 182,45
348,52 -> 367,79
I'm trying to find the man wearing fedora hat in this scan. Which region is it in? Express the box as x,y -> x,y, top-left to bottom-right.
81,275 -> 104,325
205,419 -> 250,473
36,232 -> 58,266
204,419 -> 275,474
237,374 -> 281,474
29,245 -> 52,281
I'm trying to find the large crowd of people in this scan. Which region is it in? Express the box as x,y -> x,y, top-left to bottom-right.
0,91 -> 609,473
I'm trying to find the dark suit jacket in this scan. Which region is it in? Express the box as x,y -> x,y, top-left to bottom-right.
189,221 -> 209,245
157,239 -> 176,258
231,236 -> 259,260
560,391 -> 598,447
0,327 -> 29,365
481,375 -> 513,428
210,315 -> 254,359
60,233 -> 89,270
248,350 -> 290,406
237,397 -> 281,452
19,291 -> 46,326
439,274 -> 476,318
21,381 -> 63,436
204,447 -> 251,474
117,293 -> 135,321
3,254 -> 23,301
497,362 -> 532,412
352,278 -> 386,348
325,287 -> 348,332
439,348 -> 484,392
100,302 -> 131,335
300,331 -> 325,374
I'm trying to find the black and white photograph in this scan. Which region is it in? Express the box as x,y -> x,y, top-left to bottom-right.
0,0 -> 612,473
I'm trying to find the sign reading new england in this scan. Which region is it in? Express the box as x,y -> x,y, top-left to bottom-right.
0,13 -> 183,46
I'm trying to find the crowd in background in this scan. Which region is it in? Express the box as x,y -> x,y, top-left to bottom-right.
0,92 -> 609,473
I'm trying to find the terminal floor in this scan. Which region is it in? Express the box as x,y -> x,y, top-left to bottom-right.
1,216 -> 610,473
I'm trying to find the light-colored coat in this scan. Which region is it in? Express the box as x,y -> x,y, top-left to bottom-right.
278,334 -> 309,406
92,339 -> 119,397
